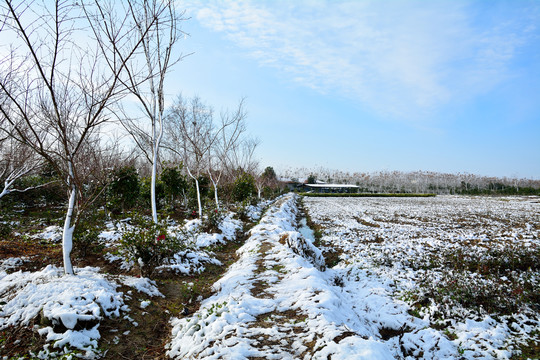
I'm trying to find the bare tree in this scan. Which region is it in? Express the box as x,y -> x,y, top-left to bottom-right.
0,0 -> 158,275
207,99 -> 247,210
165,96 -> 216,218
230,137 -> 260,176
89,0 -> 186,223
0,135 -> 52,200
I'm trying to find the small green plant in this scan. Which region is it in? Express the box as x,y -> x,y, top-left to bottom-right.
206,301 -> 227,317
202,206 -> 224,233
119,217 -> 186,277
443,329 -> 458,341
73,214 -> 103,257
0,222 -> 11,239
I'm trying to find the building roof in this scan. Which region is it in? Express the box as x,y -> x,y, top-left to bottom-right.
304,183 -> 359,188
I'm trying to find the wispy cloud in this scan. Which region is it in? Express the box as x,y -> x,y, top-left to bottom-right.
187,0 -> 539,121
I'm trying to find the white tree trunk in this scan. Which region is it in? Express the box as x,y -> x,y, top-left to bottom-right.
0,177 -> 16,200
0,189 -> 8,199
195,178 -> 202,218
214,186 -> 219,210
0,184 -> 10,199
186,165 -> 203,218
151,149 -> 159,223
62,183 -> 76,275
150,112 -> 164,224
209,174 -> 220,210
195,179 -> 202,219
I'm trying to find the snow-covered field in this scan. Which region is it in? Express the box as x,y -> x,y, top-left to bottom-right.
1,194 -> 538,358
304,195 -> 540,359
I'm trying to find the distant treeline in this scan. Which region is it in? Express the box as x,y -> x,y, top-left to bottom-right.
281,169 -> 540,196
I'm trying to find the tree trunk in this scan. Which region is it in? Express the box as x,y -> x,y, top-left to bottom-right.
210,175 -> 220,210
186,166 -> 203,218
195,178 -> 202,218
151,149 -> 158,223
62,183 -> 76,275
214,185 -> 219,210
0,186 -> 9,199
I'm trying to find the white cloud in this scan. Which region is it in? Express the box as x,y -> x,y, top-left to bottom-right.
187,0 -> 539,121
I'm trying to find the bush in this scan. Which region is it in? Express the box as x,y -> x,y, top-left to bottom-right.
202,205 -> 225,233
161,165 -> 188,208
119,217 -> 185,277
0,222 -> 12,239
108,166 -> 140,214
73,214 -> 102,258
139,176 -> 165,210
232,173 -> 256,202
187,175 -> 210,206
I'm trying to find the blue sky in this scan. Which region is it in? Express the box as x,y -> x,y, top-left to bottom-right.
166,0 -> 540,178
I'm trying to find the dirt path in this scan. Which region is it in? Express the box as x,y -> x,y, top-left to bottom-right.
166,194 -> 383,359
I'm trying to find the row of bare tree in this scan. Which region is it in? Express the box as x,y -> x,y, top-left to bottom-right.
0,1 -> 262,275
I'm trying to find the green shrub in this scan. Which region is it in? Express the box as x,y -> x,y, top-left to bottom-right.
108,166 -> 140,214
186,175 -> 210,208
202,205 -> 225,233
73,214 -> 102,257
0,222 -> 11,239
119,217 -> 185,277
232,173 -> 256,202
161,165 -> 188,208
139,176 -> 165,210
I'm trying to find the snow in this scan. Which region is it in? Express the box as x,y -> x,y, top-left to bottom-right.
167,194 -> 538,359
304,195 -> 540,359
0,265 -> 163,357
167,194 -> 418,359
1,199 -> 271,356
4,195 -> 536,358
98,211 -> 243,274
0,256 -> 29,272
157,249 -> 222,274
118,275 -> 163,297
32,225 -> 62,243
194,213 -> 242,247
245,199 -> 272,221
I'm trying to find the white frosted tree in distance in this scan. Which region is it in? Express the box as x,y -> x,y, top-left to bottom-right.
0,135 -> 49,200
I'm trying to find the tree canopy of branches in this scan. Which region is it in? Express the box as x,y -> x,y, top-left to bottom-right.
165,95 -> 257,216
89,0 -> 186,223
0,134 -> 49,200
165,96 -> 215,217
